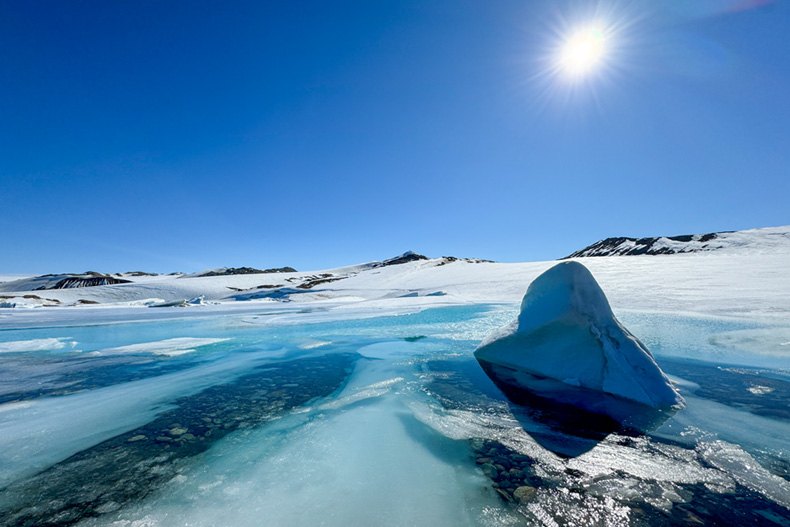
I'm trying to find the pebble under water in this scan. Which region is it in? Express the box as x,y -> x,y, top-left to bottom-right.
0,353 -> 357,527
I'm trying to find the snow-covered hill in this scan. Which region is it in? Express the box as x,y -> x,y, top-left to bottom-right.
0,272 -> 133,292
564,226 -> 790,258
1,228 -> 789,323
181,266 -> 297,278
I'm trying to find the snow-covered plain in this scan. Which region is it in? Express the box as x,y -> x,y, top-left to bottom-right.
1,226 -> 790,526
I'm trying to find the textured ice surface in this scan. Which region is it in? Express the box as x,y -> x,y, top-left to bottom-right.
69,336 -> 518,527
475,262 -> 683,408
80,398 -> 510,527
420,352 -> 790,523
699,441 -> 790,509
709,327 -> 790,357
618,311 -> 790,370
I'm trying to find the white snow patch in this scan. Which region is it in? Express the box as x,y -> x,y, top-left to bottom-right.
298,340 -> 332,350
747,385 -> 774,395
0,338 -> 75,353
96,337 -> 230,356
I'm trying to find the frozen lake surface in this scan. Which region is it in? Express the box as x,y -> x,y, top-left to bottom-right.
1,304 -> 789,526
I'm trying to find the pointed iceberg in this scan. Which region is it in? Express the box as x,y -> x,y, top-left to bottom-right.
474,261 -> 683,409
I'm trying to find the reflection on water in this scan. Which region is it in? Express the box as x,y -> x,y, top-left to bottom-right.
477,361 -> 677,456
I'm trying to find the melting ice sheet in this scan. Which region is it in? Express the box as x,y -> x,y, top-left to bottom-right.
0,305 -> 789,526
77,343 -> 515,527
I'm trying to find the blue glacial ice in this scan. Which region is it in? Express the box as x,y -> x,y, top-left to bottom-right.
474,261 -> 684,409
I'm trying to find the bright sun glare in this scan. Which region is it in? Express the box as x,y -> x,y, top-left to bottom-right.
560,28 -> 606,77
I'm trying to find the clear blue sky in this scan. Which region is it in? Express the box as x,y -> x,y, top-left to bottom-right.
1,0 -> 788,274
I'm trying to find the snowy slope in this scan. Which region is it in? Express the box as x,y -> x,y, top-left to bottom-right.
0,227 -> 788,322
0,272 -> 134,292
565,226 -> 790,257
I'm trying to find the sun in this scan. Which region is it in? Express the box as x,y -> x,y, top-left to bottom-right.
526,5 -> 634,109
560,27 -> 606,77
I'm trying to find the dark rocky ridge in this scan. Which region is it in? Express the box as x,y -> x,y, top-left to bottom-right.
296,275 -> 347,289
371,252 -> 493,267
435,256 -> 495,266
564,231 -> 727,258
35,273 -> 132,290
190,266 -> 297,277
374,251 -> 430,267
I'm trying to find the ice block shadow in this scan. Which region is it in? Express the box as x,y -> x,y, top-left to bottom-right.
479,361 -> 678,458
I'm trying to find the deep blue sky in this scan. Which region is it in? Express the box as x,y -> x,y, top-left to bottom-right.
1,0 -> 788,273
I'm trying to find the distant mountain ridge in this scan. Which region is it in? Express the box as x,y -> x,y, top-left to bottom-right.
564,232 -> 725,258
564,226 -> 790,258
182,266 -> 298,278
0,272 -> 132,292
0,252 -> 444,294
0,240 -> 786,311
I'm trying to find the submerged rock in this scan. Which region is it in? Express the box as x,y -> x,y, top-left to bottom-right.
474,261 -> 683,409
513,486 -> 537,503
